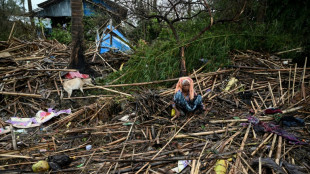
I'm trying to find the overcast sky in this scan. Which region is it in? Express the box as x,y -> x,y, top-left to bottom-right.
27,0 -> 46,10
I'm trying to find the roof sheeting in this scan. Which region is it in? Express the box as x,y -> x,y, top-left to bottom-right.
97,25 -> 131,54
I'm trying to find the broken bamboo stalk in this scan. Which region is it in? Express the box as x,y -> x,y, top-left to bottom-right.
251,133 -> 273,156
7,22 -> 15,42
287,66 -> 291,103
301,57 -> 307,99
268,82 -> 277,107
135,116 -> 194,173
176,128 -> 238,139
0,91 -> 41,98
235,124 -> 251,170
268,134 -> 277,157
209,117 -> 273,124
292,64 -> 297,98
9,125 -> 17,150
94,86 -> 132,97
113,117 -> 137,173
278,71 -> 284,104
275,136 -> 282,164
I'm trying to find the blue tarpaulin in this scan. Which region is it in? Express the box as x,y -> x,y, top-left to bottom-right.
97,25 -> 131,54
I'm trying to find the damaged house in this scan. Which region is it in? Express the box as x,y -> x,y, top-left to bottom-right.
34,0 -> 131,53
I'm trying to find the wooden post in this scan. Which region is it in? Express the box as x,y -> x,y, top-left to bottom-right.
10,125 -> 17,150
180,46 -> 187,76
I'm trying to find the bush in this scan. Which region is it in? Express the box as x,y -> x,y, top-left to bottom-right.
50,25 -> 71,44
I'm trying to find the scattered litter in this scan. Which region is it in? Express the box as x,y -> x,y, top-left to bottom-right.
86,145 -> 92,151
214,159 -> 228,174
48,155 -> 72,171
265,108 -> 282,115
32,160 -> 50,173
280,116 -> 305,127
119,115 -> 129,122
65,71 -> 89,79
0,126 -> 10,135
119,112 -> 136,122
171,160 -> 191,173
171,108 -> 176,117
224,77 -> 238,92
14,129 -> 27,134
6,108 -> 71,128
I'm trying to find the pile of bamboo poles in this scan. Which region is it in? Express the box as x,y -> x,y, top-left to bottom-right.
0,41 -> 309,174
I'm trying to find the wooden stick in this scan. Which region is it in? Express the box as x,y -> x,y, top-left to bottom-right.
194,69 -> 203,96
301,57 -> 307,99
107,137 -> 126,146
259,157 -> 262,174
257,91 -> 267,109
176,128 -> 238,139
80,149 -> 97,174
94,86 -> 132,97
90,103 -> 108,121
135,116 -> 194,173
191,160 -> 197,174
287,66 -> 291,103
235,124 -> 251,171
251,133 -> 273,156
268,134 -> 277,157
238,153 -> 257,174
193,140 -> 209,174
27,69 -> 77,72
275,136 -> 282,164
268,82 -> 276,107
252,126 -> 257,139
7,22 -> 15,42
210,117 -> 273,124
96,53 -> 117,72
0,154 -> 31,159
9,125 -> 17,150
0,91 -> 41,98
292,64 -> 297,98
278,71 -> 284,104
113,117 -> 137,173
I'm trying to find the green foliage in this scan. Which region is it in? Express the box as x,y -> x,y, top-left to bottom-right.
83,14 -> 109,41
50,24 -> 72,44
106,20 -> 302,84
0,0 -> 25,40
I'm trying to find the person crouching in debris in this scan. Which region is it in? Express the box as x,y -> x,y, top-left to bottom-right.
172,77 -> 206,118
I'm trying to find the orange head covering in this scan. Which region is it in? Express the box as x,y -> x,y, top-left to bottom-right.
175,77 -> 195,100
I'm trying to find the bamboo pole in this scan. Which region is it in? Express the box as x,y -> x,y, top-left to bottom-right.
268,134 -> 277,157
251,133 -> 273,156
0,91 -> 41,98
235,124 -> 251,171
275,136 -> 282,164
301,57 -> 307,99
292,64 -> 297,98
175,128 -> 238,139
209,117 -> 273,124
278,71 -> 284,104
135,116 -> 194,173
287,66 -> 291,103
268,82 -> 277,107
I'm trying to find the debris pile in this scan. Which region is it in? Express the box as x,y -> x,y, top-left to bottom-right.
0,39 -> 309,173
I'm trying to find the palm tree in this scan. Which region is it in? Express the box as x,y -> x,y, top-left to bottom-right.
27,0 -> 35,28
69,0 -> 88,73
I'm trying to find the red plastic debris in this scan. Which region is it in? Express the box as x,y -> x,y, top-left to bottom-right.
264,108 -> 282,115
65,72 -> 89,79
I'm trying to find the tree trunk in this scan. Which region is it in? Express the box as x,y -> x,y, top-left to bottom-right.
27,0 -> 35,28
180,47 -> 187,76
187,0 -> 191,17
152,0 -> 157,11
69,0 -> 87,72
